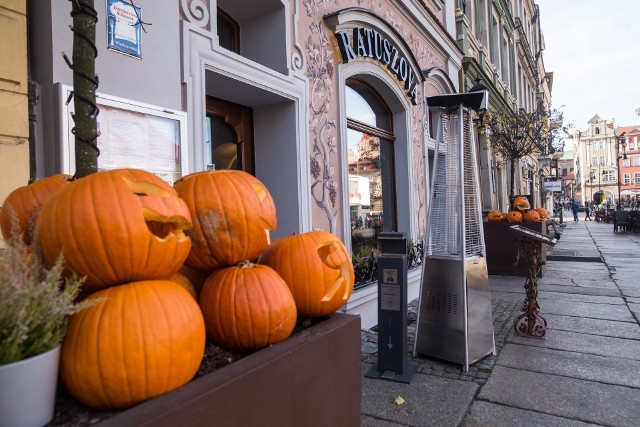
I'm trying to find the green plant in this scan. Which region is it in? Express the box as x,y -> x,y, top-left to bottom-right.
0,216 -> 93,365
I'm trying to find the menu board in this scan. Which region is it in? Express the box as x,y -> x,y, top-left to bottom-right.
60,84 -> 188,185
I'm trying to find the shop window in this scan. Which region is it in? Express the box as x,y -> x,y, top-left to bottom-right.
345,80 -> 396,262
217,0 -> 287,74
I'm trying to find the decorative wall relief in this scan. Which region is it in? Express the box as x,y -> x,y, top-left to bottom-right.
180,0 -> 210,30
307,21 -> 338,234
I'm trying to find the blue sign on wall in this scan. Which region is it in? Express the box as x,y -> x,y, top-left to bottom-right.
107,0 -> 142,58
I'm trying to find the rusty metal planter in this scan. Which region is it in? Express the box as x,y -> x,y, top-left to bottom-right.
483,221 -> 548,277
98,313 -> 362,427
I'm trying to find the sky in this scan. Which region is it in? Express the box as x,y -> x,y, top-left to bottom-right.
536,0 -> 640,133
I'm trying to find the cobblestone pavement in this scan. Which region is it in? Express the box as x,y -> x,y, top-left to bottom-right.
360,297 -> 525,385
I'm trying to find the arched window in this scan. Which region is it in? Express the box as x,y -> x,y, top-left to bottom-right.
345,79 -> 396,257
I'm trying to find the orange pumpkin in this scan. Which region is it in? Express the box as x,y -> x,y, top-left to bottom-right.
0,174 -> 71,243
487,210 -> 503,222
506,210 -> 523,223
512,196 -> 531,212
199,262 -> 297,351
258,231 -> 355,317
534,208 -> 549,220
174,170 -> 277,270
60,280 -> 206,410
34,169 -> 192,292
501,212 -> 509,221
523,210 -> 541,222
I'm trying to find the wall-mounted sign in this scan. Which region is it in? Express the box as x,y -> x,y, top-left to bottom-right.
107,0 -> 142,58
544,177 -> 562,192
335,27 -> 419,105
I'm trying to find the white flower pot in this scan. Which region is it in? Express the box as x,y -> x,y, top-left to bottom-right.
0,345 -> 61,427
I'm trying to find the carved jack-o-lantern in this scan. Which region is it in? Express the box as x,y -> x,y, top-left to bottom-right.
523,210 -> 541,222
512,196 -> 531,212
507,210 -> 523,223
35,169 -> 192,292
487,210 -> 503,222
258,231 -> 355,318
174,170 -> 277,270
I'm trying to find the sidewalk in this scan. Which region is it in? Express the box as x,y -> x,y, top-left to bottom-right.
360,219 -> 640,426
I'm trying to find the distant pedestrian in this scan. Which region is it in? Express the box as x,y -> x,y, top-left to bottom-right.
571,201 -> 579,222
584,204 -> 591,220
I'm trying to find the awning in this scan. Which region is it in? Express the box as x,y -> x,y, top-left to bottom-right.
620,189 -> 638,196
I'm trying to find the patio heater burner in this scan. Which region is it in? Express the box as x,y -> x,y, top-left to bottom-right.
413,93 -> 495,371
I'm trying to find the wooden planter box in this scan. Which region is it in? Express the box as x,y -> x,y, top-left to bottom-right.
483,221 -> 547,277
99,313 -> 361,427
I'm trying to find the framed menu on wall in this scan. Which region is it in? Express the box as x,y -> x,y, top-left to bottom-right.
58,84 -> 189,185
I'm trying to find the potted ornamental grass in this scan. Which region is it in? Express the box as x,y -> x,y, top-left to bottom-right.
0,216 -> 95,427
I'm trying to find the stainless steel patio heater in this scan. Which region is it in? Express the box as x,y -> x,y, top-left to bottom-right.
413,92 -> 495,371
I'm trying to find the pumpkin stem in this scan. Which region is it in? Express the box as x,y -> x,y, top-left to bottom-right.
237,260 -> 256,268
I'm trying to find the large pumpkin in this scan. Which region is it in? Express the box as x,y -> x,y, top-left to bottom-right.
487,210 -> 503,222
34,169 -> 192,292
523,210 -> 541,222
534,208 -> 549,220
258,231 -> 355,317
199,262 -> 297,351
174,170 -> 277,270
60,280 -> 206,410
0,174 -> 71,243
512,196 -> 530,212
506,210 -> 523,223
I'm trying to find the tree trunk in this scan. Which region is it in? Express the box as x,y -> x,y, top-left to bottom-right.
509,157 -> 516,205
71,0 -> 98,178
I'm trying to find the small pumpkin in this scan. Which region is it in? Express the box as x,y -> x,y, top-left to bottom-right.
534,208 -> 549,220
199,262 -> 297,351
501,212 -> 509,221
487,210 -> 503,222
506,210 -> 523,223
174,170 -> 277,270
523,210 -> 541,222
512,196 -> 531,212
60,280 -> 206,410
34,169 -> 192,292
258,231 -> 355,318
0,174 -> 72,243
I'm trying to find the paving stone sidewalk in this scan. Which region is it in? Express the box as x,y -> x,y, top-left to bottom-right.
360,219 -> 640,427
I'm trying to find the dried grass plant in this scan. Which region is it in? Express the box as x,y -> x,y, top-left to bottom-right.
0,213 -> 95,365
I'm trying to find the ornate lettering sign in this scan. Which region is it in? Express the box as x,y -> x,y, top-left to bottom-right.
335,27 -> 419,105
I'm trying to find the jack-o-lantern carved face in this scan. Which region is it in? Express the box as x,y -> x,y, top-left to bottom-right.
258,231 -> 355,318
507,210 -> 523,223
487,210 -> 503,222
174,170 -> 277,270
534,208 -> 548,220
512,196 -> 530,212
35,169 -> 192,292
523,210 -> 541,222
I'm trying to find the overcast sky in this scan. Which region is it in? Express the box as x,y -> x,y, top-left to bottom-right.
536,0 -> 640,132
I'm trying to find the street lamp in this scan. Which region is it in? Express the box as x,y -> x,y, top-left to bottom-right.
616,133 -> 628,210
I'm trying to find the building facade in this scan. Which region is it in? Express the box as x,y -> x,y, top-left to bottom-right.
617,125 -> 640,205
2,0 -> 552,326
573,115 -> 620,205
0,0 -> 29,225
455,0 -> 552,213
20,0 -> 469,327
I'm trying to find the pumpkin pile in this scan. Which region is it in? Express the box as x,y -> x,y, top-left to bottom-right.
2,168 -> 355,410
485,196 -> 548,223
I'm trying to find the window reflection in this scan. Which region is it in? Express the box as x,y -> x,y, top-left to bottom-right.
346,81 -> 396,267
